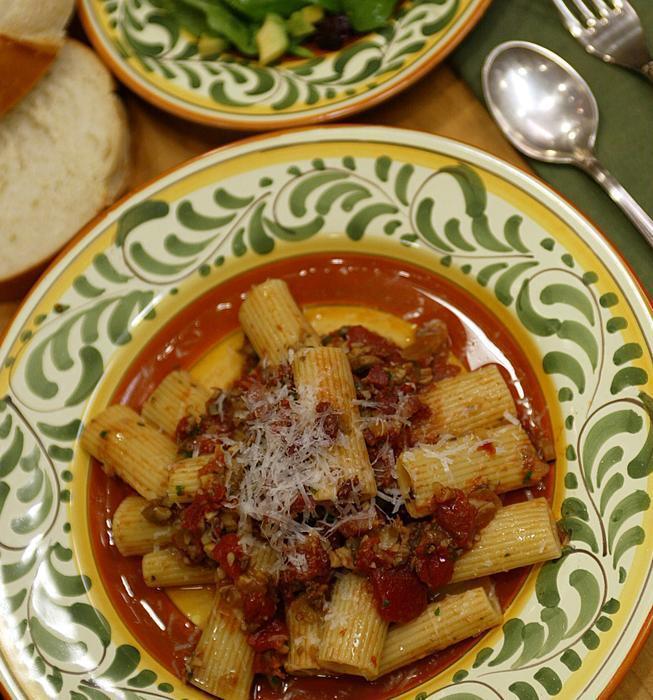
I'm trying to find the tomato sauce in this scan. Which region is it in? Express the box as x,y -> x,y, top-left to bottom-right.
87,253 -> 554,698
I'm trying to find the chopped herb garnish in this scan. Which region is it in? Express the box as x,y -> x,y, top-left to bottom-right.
382,598 -> 390,608
176,484 -> 185,496
181,449 -> 193,458
523,470 -> 533,483
99,430 -> 109,439
434,607 -> 441,617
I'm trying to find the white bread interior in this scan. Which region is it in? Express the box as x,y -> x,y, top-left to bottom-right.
0,0 -> 74,43
0,40 -> 130,281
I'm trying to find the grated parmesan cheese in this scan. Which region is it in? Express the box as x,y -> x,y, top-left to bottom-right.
324,600 -> 350,630
376,487 -> 405,514
226,376 -> 343,562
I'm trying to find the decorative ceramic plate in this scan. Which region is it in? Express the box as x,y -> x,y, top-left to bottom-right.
0,126 -> 651,700
77,0 -> 491,129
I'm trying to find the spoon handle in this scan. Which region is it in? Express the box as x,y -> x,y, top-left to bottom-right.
578,154 -> 653,249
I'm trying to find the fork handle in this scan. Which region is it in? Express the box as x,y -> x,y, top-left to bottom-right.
641,60 -> 653,83
577,153 -> 653,249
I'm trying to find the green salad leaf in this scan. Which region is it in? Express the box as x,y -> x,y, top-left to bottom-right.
152,0 -> 211,36
341,0 -> 399,32
154,0 -> 406,65
311,0 -> 343,11
177,0 -> 257,54
222,0 -> 312,21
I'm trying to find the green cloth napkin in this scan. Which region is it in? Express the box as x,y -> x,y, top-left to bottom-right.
450,0 -> 653,294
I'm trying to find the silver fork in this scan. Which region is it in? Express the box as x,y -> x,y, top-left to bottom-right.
550,0 -> 653,81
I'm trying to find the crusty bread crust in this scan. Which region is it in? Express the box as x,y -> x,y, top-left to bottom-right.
0,39 -> 131,291
0,258 -> 49,302
0,34 -> 58,116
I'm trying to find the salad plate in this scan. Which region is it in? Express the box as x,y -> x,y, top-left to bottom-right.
77,0 -> 492,129
0,125 -> 651,699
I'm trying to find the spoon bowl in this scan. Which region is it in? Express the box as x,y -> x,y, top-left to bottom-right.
483,41 -> 599,163
482,40 -> 653,248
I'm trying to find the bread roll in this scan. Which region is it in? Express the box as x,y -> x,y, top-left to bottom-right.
0,0 -> 74,114
0,40 -> 130,286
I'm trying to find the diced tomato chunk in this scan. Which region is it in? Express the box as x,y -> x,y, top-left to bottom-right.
354,535 -> 381,575
241,586 -> 277,626
196,436 -> 220,454
198,451 -> 224,477
346,325 -> 394,354
175,415 -> 199,443
366,364 -> 389,387
180,481 -> 225,534
369,567 -> 428,623
247,618 -> 289,653
413,547 -> 455,591
280,536 -> 330,583
211,533 -> 244,579
434,491 -> 477,549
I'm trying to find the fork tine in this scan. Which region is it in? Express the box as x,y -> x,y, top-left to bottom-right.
550,0 -> 584,32
586,0 -> 611,16
566,0 -> 597,22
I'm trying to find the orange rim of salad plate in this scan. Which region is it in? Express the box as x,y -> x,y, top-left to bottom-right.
76,0 -> 493,130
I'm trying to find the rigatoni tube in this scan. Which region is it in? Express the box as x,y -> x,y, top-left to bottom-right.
142,370 -> 212,437
378,586 -> 503,677
167,455 -> 215,504
112,495 -> 172,556
318,573 -> 388,679
451,498 -> 561,583
286,593 -> 325,675
292,346 -> 377,501
142,548 -> 216,587
397,424 -> 549,517
238,279 -> 320,365
81,405 -> 177,500
413,365 -> 516,441
190,590 -> 255,700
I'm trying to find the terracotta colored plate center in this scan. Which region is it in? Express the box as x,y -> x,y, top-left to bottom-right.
88,252 -> 554,698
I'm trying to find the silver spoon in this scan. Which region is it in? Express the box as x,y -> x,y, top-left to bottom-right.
483,40 -> 653,249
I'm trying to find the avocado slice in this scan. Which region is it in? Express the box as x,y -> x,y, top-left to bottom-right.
256,13 -> 290,65
181,0 -> 256,55
198,35 -> 228,58
287,5 -> 325,38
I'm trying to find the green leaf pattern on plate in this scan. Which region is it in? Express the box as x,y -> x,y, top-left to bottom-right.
0,151 -> 650,698
97,0 -> 459,111
0,395 -> 164,698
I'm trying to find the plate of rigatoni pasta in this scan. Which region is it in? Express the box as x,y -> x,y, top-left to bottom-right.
0,126 -> 650,700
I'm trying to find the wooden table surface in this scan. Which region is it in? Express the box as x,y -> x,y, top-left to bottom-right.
1,55 -> 650,699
